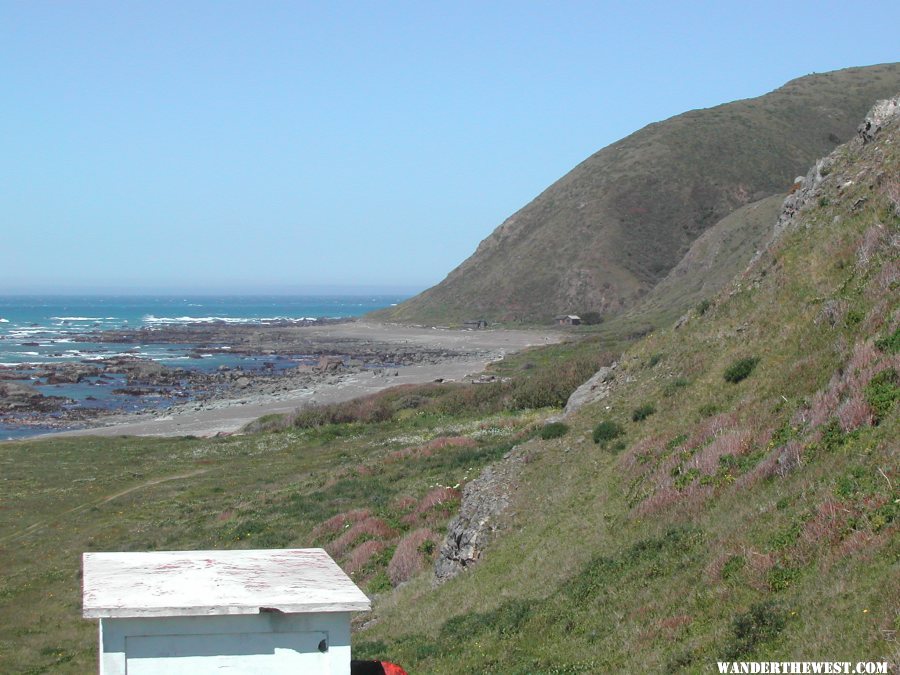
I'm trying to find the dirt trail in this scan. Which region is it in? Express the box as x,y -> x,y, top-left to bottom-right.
0,469 -> 207,545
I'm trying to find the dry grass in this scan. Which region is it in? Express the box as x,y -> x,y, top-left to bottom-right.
345,540 -> 387,576
326,517 -> 397,558
387,528 -> 440,586
312,508 -> 372,539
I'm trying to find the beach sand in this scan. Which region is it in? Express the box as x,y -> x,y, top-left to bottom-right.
48,322 -> 562,438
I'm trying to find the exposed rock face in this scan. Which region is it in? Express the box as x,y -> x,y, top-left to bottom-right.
562,364 -> 617,417
775,93 -> 900,242
857,94 -> 900,143
434,444 -> 529,583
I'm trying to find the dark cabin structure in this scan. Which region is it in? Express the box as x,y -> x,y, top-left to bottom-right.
463,319 -> 488,330
554,315 -> 582,326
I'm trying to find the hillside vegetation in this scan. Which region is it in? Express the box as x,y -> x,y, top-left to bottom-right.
354,106 -> 900,670
374,63 -> 900,325
0,97 -> 898,675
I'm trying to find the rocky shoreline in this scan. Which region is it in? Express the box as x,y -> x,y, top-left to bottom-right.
2,321 -> 560,438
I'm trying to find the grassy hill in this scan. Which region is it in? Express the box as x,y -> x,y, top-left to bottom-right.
0,100 -> 898,674
620,193 -> 785,330
373,63 -> 900,326
354,103 -> 900,670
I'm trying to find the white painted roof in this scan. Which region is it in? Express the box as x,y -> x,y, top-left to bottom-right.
83,548 -> 371,618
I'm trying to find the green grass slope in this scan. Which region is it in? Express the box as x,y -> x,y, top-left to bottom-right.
374,63 -> 900,325
1,102 -> 897,675
622,192 -> 785,329
0,352 -> 617,672
355,110 -> 900,670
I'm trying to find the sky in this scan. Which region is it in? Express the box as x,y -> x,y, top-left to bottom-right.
2,1 -> 899,295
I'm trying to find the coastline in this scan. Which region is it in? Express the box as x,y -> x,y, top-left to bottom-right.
40,322 -> 562,438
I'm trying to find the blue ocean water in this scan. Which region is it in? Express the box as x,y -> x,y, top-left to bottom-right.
0,294 -> 407,439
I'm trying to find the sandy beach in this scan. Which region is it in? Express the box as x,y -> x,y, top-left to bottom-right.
46,322 -> 562,438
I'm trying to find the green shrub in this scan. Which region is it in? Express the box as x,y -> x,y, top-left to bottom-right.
367,571 -> 392,594
724,356 -> 760,383
663,377 -> 689,397
580,311 -> 603,325
875,327 -> 900,354
631,403 -> 656,422
846,308 -> 865,327
721,555 -> 745,582
673,467 -> 700,489
768,564 -> 801,592
698,402 -> 722,417
539,422 -> 569,439
593,420 -> 624,445
647,353 -> 663,368
696,299 -> 712,316
865,368 -> 899,422
819,418 -> 848,451
723,602 -> 787,659
610,440 -> 628,453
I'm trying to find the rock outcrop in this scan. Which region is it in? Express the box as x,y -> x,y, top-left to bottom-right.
561,364 -> 617,417
857,94 -> 900,143
774,93 -> 900,242
434,444 -> 530,583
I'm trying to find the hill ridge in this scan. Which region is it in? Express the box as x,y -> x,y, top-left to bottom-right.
375,63 -> 900,325
358,92 -> 900,671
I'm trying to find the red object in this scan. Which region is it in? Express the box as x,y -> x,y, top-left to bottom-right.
382,663 -> 409,675
350,660 -> 409,675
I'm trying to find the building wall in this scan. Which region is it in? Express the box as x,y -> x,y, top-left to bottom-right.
98,612 -> 352,675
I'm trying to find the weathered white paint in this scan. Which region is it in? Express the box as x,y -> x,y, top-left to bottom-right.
83,548 -> 369,674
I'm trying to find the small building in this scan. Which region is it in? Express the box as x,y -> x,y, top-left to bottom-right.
83,548 -> 370,675
554,315 -> 582,326
463,319 -> 488,330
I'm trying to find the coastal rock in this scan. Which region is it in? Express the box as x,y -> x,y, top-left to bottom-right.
0,381 -> 68,415
316,355 -> 344,372
42,363 -> 101,384
0,381 -> 42,399
105,358 -> 183,385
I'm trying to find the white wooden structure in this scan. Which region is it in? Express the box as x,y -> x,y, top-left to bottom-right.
83,548 -> 370,674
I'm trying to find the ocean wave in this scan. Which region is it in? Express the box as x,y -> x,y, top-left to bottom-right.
142,315 -> 319,325
82,353 -> 149,361
51,316 -> 104,321
0,318 -> 8,323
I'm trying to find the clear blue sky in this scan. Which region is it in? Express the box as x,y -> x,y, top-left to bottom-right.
2,1 -> 898,294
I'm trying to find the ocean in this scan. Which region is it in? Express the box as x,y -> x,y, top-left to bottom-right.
0,294 -> 407,439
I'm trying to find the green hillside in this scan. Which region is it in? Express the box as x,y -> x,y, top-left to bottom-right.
374,63 -> 900,326
0,99 -> 898,674
355,105 -> 900,669
621,193 -> 784,330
